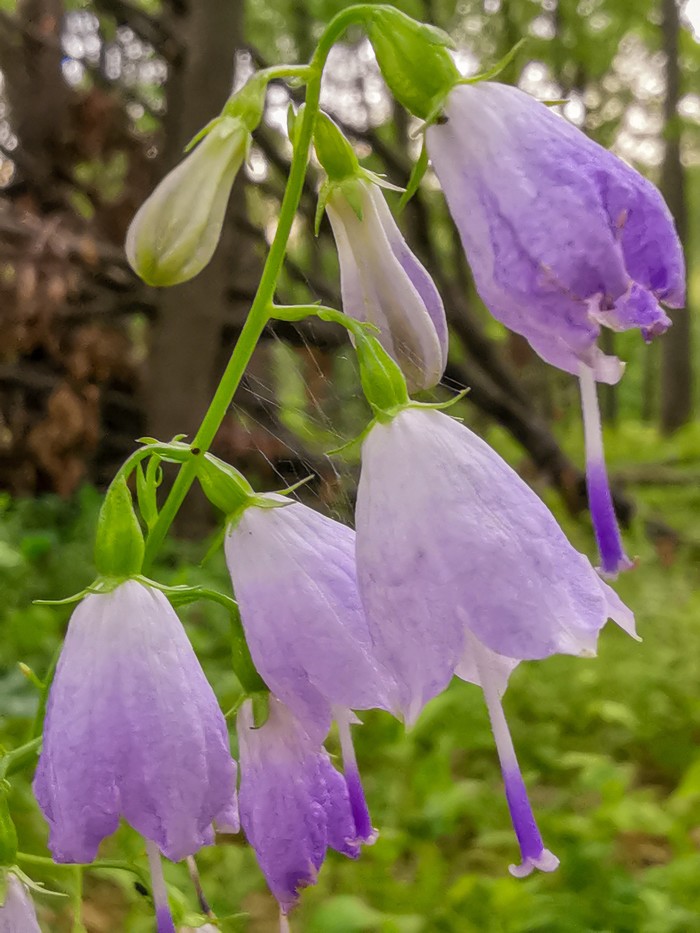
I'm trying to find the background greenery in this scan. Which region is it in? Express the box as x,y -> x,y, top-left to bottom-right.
1,0 -> 700,930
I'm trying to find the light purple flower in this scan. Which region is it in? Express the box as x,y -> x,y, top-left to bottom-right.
237,696 -> 371,915
224,495 -> 394,740
426,81 -> 685,575
0,873 -> 41,933
34,580 -> 237,863
355,406 -> 636,726
325,179 -> 448,391
426,81 -> 684,381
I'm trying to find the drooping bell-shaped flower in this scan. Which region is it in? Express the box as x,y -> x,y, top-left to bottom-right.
355,406 -> 636,726
224,494 -> 394,740
424,81 -> 685,574
0,872 -> 41,933
315,112 -> 447,392
425,82 -> 684,378
34,579 -> 238,864
325,179 -> 448,391
237,696 -> 372,920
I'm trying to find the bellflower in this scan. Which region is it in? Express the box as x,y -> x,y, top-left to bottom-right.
355,406 -> 636,727
126,116 -> 247,286
0,872 -> 41,933
237,697 -> 373,921
425,81 -> 685,574
325,178 -> 448,391
224,495 -> 394,740
34,579 -> 238,864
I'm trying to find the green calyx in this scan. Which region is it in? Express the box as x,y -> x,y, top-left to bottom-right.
94,476 -> 144,579
355,334 -> 410,421
365,6 -> 460,121
314,112 -> 360,182
197,453 -> 255,518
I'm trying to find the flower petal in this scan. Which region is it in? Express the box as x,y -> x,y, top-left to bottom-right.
225,498 -> 394,740
326,181 -> 446,391
34,580 -> 236,862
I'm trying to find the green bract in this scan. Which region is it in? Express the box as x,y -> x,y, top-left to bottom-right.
94,476 -> 145,579
365,7 -> 459,120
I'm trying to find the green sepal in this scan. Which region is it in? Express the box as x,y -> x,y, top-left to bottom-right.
197,453 -> 254,516
222,70 -> 269,132
459,38 -> 527,86
251,691 -> 270,729
0,786 -> 18,867
399,140 -> 429,212
94,477 -> 144,579
355,334 -> 410,421
409,387 -> 470,412
135,457 -> 161,532
365,7 -> 459,120
313,112 -> 360,182
315,174 -> 366,235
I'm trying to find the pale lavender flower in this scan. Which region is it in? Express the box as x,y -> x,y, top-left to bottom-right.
34,580 -> 237,863
426,81 -> 685,574
355,407 -> 636,726
224,495 -> 394,740
237,697 -> 372,918
325,179 -> 448,391
0,873 -> 41,933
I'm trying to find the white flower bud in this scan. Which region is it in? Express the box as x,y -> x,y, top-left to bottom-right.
126,116 -> 247,286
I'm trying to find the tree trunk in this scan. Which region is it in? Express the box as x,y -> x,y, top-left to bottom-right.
144,0 -> 242,535
659,0 -> 691,434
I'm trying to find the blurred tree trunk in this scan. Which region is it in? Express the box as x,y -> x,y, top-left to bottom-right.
144,0 -> 242,534
659,0 -> 691,434
2,0 -> 71,206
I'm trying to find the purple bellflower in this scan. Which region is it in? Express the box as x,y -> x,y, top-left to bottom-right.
34,579 -> 238,865
237,696 -> 374,923
224,495 -> 394,740
0,872 -> 41,933
425,81 -> 685,575
355,406 -> 636,727
325,179 -> 448,392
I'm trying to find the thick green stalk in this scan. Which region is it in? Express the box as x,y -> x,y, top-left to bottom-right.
143,5 -> 374,569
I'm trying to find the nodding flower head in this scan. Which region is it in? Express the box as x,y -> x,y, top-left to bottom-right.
426,81 -> 684,383
355,406 -> 636,725
237,697 -> 373,917
34,579 -> 238,864
0,872 -> 41,932
325,178 -> 448,392
225,495 -> 395,741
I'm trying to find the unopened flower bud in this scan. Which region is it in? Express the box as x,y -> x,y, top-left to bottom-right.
126,116 -> 248,286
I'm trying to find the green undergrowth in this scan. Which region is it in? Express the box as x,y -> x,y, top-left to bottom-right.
1,423 -> 699,931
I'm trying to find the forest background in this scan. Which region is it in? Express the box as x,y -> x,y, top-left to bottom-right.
1,0 -> 700,930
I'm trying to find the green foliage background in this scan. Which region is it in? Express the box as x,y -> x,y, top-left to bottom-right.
3,419 -> 700,931
1,0 -> 700,929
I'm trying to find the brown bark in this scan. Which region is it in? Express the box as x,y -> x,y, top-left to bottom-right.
659,0 -> 692,433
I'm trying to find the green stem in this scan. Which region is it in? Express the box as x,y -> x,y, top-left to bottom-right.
142,4 -> 373,570
71,866 -> 85,933
16,853 -> 151,890
0,737 -> 41,780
